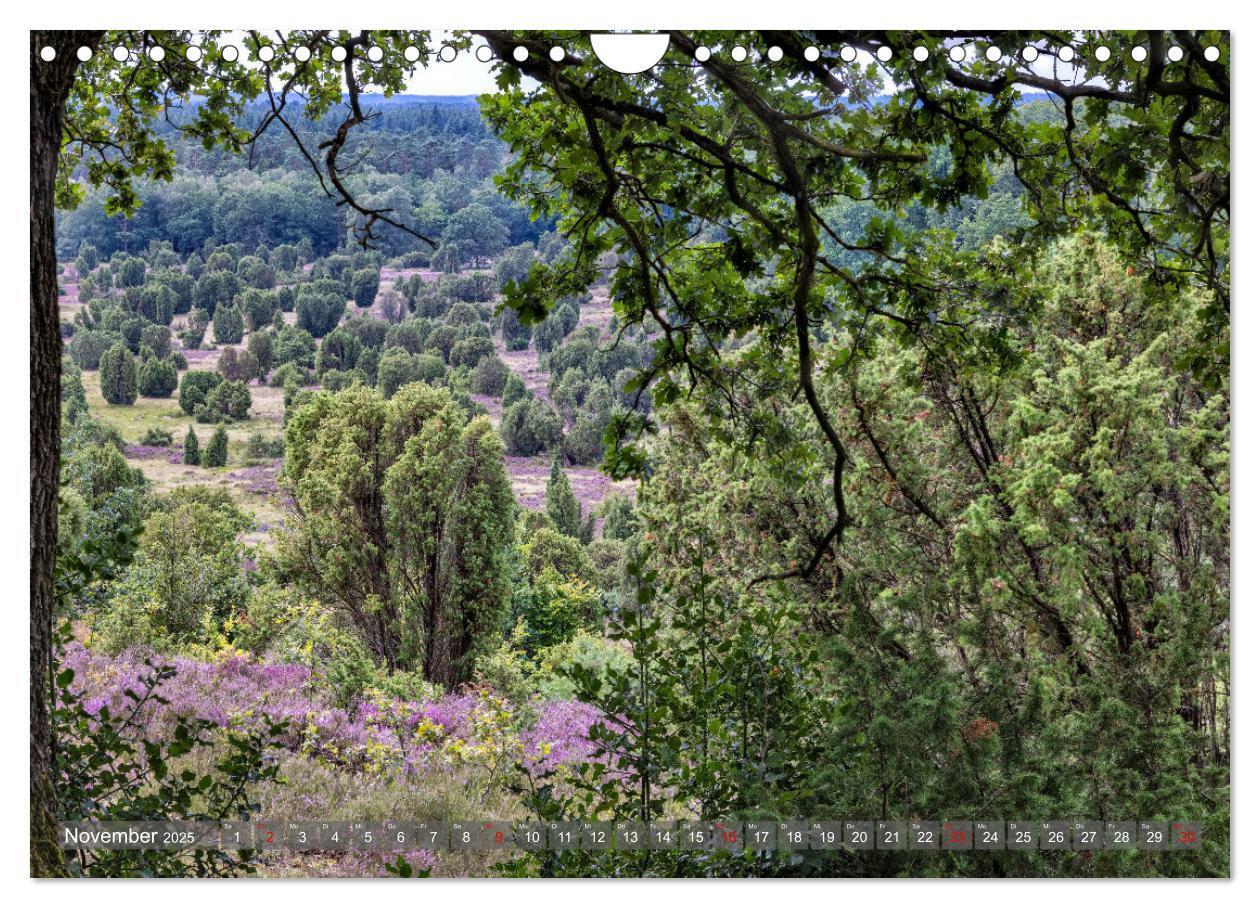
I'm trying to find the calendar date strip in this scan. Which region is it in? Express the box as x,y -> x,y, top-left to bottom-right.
59,819 -> 1202,852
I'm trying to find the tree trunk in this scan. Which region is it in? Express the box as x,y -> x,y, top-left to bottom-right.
30,28 -> 98,878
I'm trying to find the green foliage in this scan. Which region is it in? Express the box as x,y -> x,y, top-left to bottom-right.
137,356 -> 178,398
546,457 -> 582,538
237,255 -> 276,290
522,526 -> 596,586
195,380 -> 252,423
193,271 -> 241,317
179,308 -> 209,350
501,372 -> 528,408
295,282 -> 346,338
350,266 -> 381,308
499,305 -> 532,351
217,346 -> 259,383
202,425 -> 229,468
272,325 -> 317,369
246,330 -> 273,379
90,496 -> 250,653
449,334 -> 495,370
276,383 -> 516,686
211,302 -> 245,345
240,288 -> 275,331
68,328 -> 123,370
375,347 -> 446,399
98,343 -> 138,406
315,327 -> 363,376
470,354 -> 510,396
443,202 -> 508,266
182,426 -> 200,466
245,433 -> 285,461
178,370 -> 221,416
515,566 -> 598,653
139,427 -> 173,447
597,492 -> 637,541
500,396 -> 563,456
62,356 -> 89,423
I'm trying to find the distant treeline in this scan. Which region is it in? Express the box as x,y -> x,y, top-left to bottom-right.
56,99 -> 546,262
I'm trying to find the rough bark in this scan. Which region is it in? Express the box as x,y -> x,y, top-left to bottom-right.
30,28 -> 99,878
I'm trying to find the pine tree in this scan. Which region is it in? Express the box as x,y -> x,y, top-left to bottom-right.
546,456 -> 582,539
203,424 -> 228,467
183,426 -> 200,465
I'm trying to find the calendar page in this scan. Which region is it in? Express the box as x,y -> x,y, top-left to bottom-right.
27,19 -> 1230,884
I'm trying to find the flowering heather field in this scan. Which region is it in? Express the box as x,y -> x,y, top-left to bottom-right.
123,444 -> 184,464
63,643 -> 600,774
225,460 -> 282,496
506,455 -> 629,514
60,643 -> 604,876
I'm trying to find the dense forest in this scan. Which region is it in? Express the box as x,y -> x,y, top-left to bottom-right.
32,30 -> 1228,879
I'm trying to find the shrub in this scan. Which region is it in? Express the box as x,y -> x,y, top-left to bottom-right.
276,383 -> 515,686
118,315 -> 150,353
586,537 -> 629,600
245,432 -> 285,460
500,307 -> 532,351
241,288 -> 275,330
295,283 -> 346,338
156,270 -> 195,315
425,324 -> 459,362
502,373 -> 527,407
515,567 -> 597,653
356,347 -> 380,384
196,380 -> 252,423
139,323 -> 172,360
202,424 -> 229,467
98,343 -> 138,406
139,427 -> 174,447
501,397 -> 563,456
350,266 -> 380,308
385,318 -> 430,354
193,270 -> 242,316
522,526 -> 597,586
78,241 -> 98,270
132,285 -> 174,325
237,255 -> 276,290
137,357 -> 178,398
62,358 -> 89,423
321,369 -> 366,393
315,327 -> 363,376
378,288 -> 408,324
248,329 -> 274,379
533,628 -> 633,701
598,492 -> 638,541
546,458 -> 582,538
471,355 -> 510,396
345,315 -> 389,351
183,426 -> 200,465
51,638 -> 284,880
178,370 -> 222,416
270,360 -> 312,389
68,329 -> 123,370
449,335 -> 495,369
414,353 -> 447,385
561,410 -> 608,466
217,346 -> 259,383
116,257 -> 145,288
272,325 -> 317,369
180,308 -> 209,349
212,302 -> 245,345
